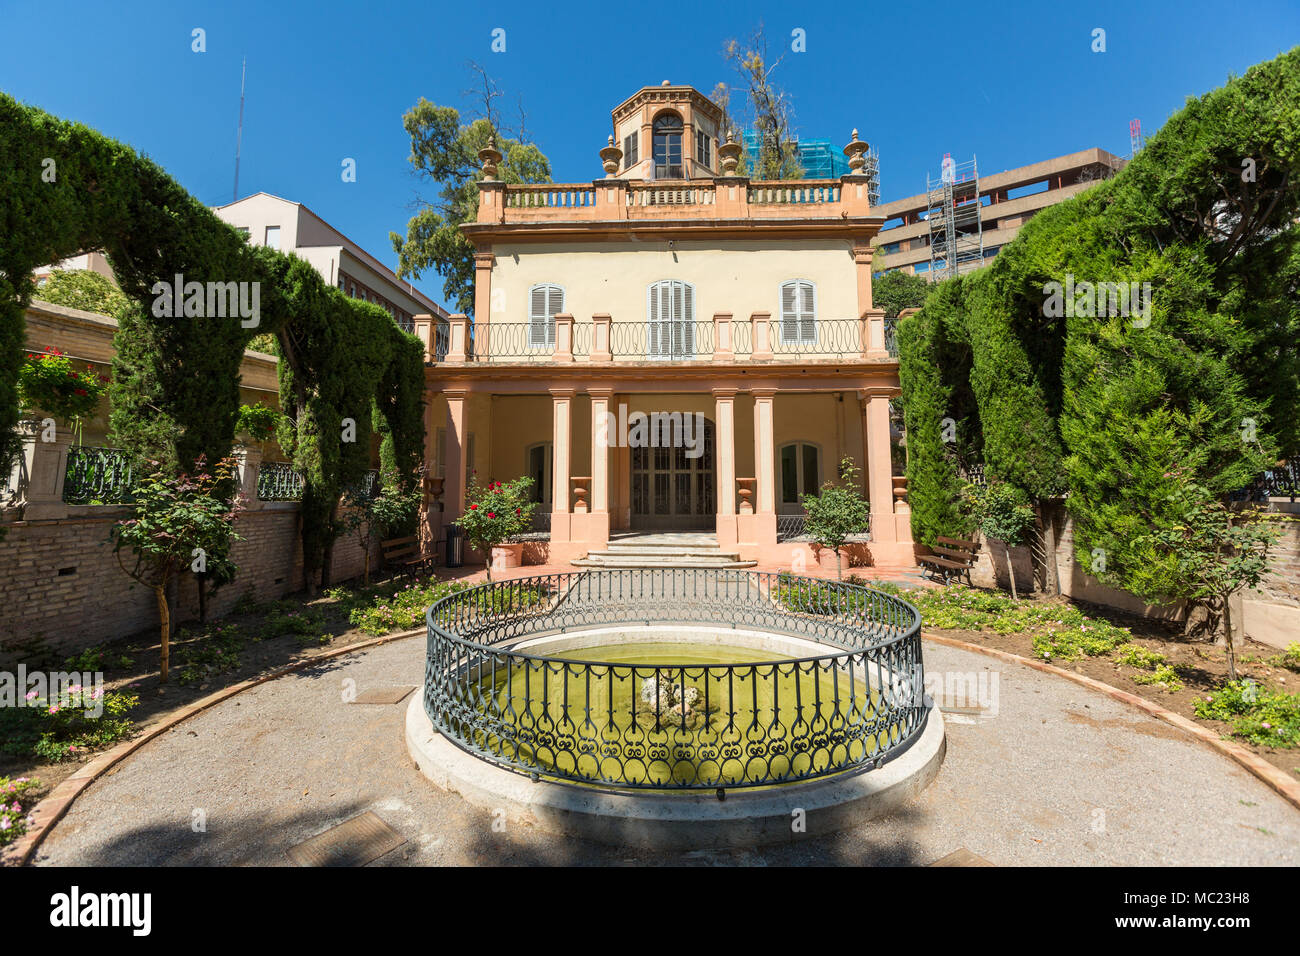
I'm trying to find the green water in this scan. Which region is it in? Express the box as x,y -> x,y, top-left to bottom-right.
466,641 -> 903,788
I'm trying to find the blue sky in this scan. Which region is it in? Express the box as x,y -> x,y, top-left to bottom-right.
3,0 -> 1296,311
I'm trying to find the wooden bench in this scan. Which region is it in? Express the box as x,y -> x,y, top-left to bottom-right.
381,535 -> 435,580
919,536 -> 980,585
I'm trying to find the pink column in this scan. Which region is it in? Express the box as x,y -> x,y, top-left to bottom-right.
714,388 -> 738,549
587,387 -> 612,548
549,388 -> 574,545
861,386 -> 908,561
751,389 -> 777,550
444,389 -> 468,519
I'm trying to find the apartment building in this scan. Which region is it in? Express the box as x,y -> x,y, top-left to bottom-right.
872,148 -> 1127,276
212,193 -> 447,331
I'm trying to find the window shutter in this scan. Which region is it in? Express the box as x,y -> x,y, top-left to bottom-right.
647,282 -> 661,357
781,281 -> 816,343
798,281 -> 815,343
529,285 -> 560,347
680,282 -> 694,355
781,282 -> 799,342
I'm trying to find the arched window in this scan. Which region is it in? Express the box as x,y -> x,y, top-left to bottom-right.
528,284 -> 563,348
652,112 -> 684,179
646,279 -> 695,359
779,441 -> 821,510
780,279 -> 817,344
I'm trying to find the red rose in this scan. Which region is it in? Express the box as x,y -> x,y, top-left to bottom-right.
469,503 -> 478,510
515,507 -> 520,514
487,512 -> 496,518
74,388 -> 87,396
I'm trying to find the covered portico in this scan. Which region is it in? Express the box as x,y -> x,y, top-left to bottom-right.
422,362 -> 912,567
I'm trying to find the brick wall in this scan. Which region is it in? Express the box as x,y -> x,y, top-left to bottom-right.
0,503 -> 379,658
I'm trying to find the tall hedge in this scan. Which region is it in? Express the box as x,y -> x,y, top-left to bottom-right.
895,46 -> 1300,604
0,93 -> 427,592
897,277 -> 977,547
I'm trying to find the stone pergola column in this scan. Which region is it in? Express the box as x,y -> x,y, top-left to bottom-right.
443,389 -> 468,519
587,387 -> 613,547
751,389 -> 777,548
549,388 -> 575,543
714,388 -> 738,549
13,420 -> 72,521
860,386 -> 897,546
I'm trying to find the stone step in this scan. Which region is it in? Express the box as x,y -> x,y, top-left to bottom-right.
571,556 -> 759,569
598,546 -> 729,558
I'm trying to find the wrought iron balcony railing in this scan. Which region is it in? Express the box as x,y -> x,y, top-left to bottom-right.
461,316 -> 894,363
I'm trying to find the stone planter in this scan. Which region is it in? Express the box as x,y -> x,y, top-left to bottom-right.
490,542 -> 524,572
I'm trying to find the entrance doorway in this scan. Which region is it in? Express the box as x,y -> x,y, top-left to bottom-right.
630,419 -> 715,530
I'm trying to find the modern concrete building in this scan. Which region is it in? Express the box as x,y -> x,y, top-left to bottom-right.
411,83 -> 912,569
212,193 -> 448,331
871,148 -> 1127,277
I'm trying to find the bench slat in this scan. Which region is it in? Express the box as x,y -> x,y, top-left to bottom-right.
919,556 -> 972,570
936,536 -> 979,550
928,545 -> 978,562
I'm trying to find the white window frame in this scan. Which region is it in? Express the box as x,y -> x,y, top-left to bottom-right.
779,279 -> 817,345
264,225 -> 281,250
646,279 -> 696,359
528,283 -> 564,349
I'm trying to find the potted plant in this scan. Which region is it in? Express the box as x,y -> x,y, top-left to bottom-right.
233,402 -> 281,447
801,457 -> 871,580
17,347 -> 110,443
456,474 -> 536,580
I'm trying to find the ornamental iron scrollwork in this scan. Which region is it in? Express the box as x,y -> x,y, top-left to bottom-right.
423,569 -> 926,791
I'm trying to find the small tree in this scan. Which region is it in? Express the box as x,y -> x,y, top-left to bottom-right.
1139,480 -> 1284,680
456,475 -> 535,580
800,457 -> 870,580
964,481 -> 1036,599
340,469 -> 422,586
111,457 -> 243,682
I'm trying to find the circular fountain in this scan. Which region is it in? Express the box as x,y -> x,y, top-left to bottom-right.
406,569 -> 944,848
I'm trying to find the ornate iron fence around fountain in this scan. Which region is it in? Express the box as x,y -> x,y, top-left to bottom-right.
423,568 -> 925,791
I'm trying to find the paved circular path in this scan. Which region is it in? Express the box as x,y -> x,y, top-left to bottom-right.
33,638 -> 1300,866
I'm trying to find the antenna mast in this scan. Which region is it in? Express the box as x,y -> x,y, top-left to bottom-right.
233,56 -> 246,202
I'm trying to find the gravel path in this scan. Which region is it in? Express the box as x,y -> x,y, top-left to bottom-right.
34,637 -> 1300,866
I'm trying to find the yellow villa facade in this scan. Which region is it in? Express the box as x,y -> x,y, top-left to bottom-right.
410,84 -> 913,567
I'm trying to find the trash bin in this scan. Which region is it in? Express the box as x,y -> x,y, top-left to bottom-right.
445,524 -> 464,568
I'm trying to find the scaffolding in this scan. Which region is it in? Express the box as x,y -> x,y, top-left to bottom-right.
741,132 -> 880,204
926,153 -> 984,280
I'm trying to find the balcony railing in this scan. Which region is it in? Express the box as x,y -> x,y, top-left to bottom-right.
455,315 -> 896,365
747,182 -> 840,205
627,183 -> 715,207
609,320 -> 716,361
504,184 -> 597,209
478,176 -> 866,226
769,317 -> 861,355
